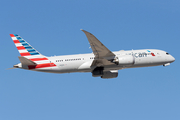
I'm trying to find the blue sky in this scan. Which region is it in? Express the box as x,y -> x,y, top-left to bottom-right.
1,0 -> 180,120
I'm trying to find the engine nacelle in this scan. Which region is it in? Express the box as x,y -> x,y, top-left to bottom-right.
117,55 -> 135,65
92,67 -> 104,77
92,67 -> 118,79
101,70 -> 118,79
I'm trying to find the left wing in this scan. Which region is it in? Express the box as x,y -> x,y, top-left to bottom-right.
81,29 -> 115,59
81,30 -> 116,67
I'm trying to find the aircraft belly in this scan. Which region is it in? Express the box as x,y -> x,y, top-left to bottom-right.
58,63 -> 76,70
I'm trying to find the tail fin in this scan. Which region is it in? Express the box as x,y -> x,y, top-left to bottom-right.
10,34 -> 50,65
10,34 -> 43,57
10,34 -> 55,69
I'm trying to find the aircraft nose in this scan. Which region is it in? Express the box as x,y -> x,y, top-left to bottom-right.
170,55 -> 175,63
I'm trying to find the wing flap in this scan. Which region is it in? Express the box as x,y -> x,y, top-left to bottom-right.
91,59 -> 115,67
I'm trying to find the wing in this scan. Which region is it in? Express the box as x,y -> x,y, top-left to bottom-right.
91,59 -> 115,67
81,29 -> 116,67
81,29 -> 115,59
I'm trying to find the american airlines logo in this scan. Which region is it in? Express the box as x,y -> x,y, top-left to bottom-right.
133,51 -> 155,58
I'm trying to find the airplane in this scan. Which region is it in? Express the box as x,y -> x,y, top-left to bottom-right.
9,29 -> 175,79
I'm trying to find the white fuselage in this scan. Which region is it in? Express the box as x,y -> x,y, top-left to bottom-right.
10,31 -> 175,79
30,49 -> 175,73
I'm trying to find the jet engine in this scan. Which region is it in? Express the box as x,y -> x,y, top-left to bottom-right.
101,70 -> 118,79
92,67 -> 104,77
114,55 -> 135,65
92,67 -> 118,79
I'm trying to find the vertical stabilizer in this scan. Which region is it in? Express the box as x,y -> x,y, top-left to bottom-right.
10,34 -> 43,57
10,34 -> 57,69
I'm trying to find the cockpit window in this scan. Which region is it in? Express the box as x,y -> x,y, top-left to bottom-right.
166,53 -> 170,55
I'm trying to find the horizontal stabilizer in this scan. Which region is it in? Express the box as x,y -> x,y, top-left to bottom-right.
6,67 -> 17,70
18,56 -> 37,65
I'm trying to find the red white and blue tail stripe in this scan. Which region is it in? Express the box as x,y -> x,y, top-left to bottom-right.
10,34 -> 56,69
10,34 -> 41,56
